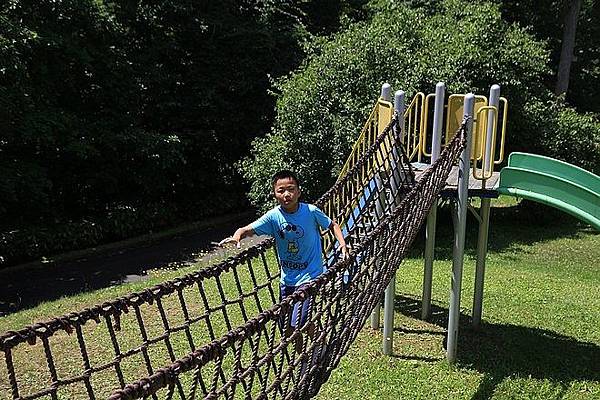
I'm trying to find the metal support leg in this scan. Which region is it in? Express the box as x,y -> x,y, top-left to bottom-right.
371,171 -> 385,330
447,194 -> 466,363
422,202 -> 438,320
447,94 -> 474,364
370,303 -> 381,330
383,274 -> 396,355
423,82 -> 444,321
472,197 -> 491,329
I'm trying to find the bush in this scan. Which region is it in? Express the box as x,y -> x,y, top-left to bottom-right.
241,0 -> 554,210
546,104 -> 600,174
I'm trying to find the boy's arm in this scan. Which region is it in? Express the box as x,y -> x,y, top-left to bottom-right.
219,224 -> 255,248
329,220 -> 349,260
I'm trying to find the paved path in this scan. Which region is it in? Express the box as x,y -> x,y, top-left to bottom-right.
0,213 -> 264,316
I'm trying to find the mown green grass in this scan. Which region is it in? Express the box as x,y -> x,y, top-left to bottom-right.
1,197 -> 599,399
0,246 -> 240,331
316,196 -> 600,399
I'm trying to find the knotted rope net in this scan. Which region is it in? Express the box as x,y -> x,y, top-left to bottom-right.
0,115 -> 467,400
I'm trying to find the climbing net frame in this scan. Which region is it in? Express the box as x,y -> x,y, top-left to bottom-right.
1,115 -> 467,400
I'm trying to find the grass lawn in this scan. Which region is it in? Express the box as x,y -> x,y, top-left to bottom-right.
316,196 -> 600,399
1,197 -> 599,399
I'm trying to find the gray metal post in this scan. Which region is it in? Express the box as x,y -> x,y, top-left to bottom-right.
382,260 -> 396,354
380,83 -> 392,102
395,90 -> 406,145
446,93 -> 474,363
371,84 -> 392,331
473,197 -> 491,328
422,82 -> 445,320
381,90 -> 405,355
370,171 -> 385,330
391,90 -> 405,206
431,82 -> 445,160
389,90 -> 405,206
472,84 -> 499,329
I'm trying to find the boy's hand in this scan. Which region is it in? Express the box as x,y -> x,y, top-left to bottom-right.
340,244 -> 350,260
218,227 -> 247,248
218,236 -> 240,248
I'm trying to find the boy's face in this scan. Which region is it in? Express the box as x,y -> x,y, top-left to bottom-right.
273,177 -> 301,211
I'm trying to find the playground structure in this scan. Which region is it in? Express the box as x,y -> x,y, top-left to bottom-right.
1,82 -> 599,400
363,82 -> 511,362
362,82 -> 600,362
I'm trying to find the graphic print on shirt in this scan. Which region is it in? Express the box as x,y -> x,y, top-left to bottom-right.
277,222 -> 305,265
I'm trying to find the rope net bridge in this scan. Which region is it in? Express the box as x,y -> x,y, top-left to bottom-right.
0,114 -> 468,400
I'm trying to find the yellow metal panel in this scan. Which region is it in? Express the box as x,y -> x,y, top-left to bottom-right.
377,99 -> 394,171
445,94 -> 487,160
377,100 -> 393,137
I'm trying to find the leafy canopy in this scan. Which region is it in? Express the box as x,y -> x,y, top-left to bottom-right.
241,0 -> 557,210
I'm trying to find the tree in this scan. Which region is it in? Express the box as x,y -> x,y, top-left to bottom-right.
497,0 -> 600,112
0,0 -> 372,266
556,0 -> 582,96
241,0 -> 559,210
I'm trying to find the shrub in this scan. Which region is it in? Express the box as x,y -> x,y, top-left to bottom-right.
546,105 -> 600,174
241,0 -> 553,210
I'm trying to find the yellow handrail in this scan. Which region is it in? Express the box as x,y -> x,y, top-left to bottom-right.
338,98 -> 393,180
494,97 -> 508,165
403,92 -> 425,162
327,99 -> 396,252
420,93 -> 436,158
472,105 -> 498,180
338,89 -> 509,187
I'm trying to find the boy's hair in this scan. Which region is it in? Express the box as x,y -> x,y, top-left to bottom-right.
271,170 -> 300,188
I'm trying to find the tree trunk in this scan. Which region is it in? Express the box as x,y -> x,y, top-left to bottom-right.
555,0 -> 582,96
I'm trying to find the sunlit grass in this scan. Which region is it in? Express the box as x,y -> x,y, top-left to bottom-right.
316,196 -> 600,399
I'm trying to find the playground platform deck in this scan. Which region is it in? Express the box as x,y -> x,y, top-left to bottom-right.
412,163 -> 500,198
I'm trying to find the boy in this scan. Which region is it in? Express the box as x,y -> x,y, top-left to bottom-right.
219,170 -> 348,331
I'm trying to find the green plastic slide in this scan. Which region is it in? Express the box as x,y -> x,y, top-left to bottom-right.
497,152 -> 600,231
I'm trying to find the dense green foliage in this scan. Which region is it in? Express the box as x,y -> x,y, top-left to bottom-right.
242,0 -> 596,210
2,0 -> 599,264
498,0 -> 600,113
0,0 -> 302,219
401,0 -> 600,113
0,0 -> 365,266
519,100 -> 600,175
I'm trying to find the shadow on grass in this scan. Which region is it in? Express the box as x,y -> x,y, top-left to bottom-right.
407,202 -> 595,260
395,294 -> 600,399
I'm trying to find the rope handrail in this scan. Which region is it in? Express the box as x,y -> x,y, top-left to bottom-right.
0,240 -> 276,352
0,112 -> 406,352
1,113 -> 468,400
107,118 -> 467,399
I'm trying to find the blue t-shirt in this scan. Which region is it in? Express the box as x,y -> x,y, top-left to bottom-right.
251,202 -> 332,286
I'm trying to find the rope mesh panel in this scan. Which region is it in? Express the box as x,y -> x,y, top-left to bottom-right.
0,115 -> 467,400
0,244 -> 281,400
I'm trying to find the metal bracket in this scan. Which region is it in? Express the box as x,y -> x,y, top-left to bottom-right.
467,202 -> 482,224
